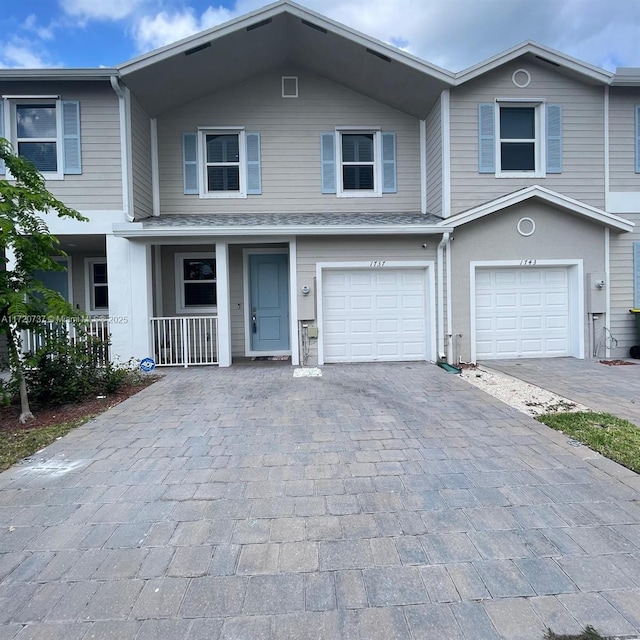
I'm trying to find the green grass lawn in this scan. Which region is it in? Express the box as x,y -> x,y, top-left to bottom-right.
0,417 -> 93,472
537,411 -> 640,474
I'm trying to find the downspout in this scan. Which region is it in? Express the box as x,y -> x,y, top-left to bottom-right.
437,232 -> 450,361
110,75 -> 134,222
445,232 -> 453,364
420,119 -> 427,214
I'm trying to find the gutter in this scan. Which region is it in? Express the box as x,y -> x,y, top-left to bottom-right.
110,75 -> 134,222
112,224 -> 455,238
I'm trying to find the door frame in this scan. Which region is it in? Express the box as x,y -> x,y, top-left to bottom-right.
243,247 -> 292,357
315,260 -> 436,365
469,259 -> 585,362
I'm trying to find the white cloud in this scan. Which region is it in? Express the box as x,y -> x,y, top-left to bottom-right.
0,38 -> 59,68
22,15 -> 56,41
133,6 -> 235,52
60,0 -> 145,22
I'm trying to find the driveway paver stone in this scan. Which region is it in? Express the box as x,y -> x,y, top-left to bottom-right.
1,362 -> 640,639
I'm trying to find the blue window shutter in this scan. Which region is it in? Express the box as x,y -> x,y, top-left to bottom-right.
62,101 -> 82,174
478,103 -> 495,173
183,132 -> 198,194
381,132 -> 397,193
321,132 -> 336,193
246,132 -> 262,195
635,105 -> 640,173
546,104 -> 563,174
0,101 -> 5,175
634,242 -> 640,309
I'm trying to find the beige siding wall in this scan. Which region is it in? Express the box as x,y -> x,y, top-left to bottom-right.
426,99 -> 442,216
0,81 -> 122,211
296,236 -> 438,364
450,202 -> 606,361
610,88 -> 640,192
609,217 -> 640,356
449,60 -> 606,214
130,95 -> 153,219
156,70 -> 421,215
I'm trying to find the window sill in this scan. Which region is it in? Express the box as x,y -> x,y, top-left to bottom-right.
337,191 -> 382,198
495,172 -> 546,179
198,192 -> 247,199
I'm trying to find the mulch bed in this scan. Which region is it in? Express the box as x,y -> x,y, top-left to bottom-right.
599,359 -> 637,366
0,378 -> 160,433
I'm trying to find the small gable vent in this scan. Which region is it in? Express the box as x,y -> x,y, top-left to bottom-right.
282,76 -> 298,98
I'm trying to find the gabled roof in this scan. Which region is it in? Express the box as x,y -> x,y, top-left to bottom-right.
455,41 -> 613,86
439,185 -> 634,233
117,0 -> 454,118
612,67 -> 640,86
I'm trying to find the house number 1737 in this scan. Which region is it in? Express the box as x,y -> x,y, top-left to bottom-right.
370,261 -> 387,267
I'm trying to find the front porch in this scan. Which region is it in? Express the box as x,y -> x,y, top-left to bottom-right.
106,235 -> 297,368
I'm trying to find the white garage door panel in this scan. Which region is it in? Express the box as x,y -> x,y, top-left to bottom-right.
323,268 -> 428,363
475,267 -> 571,359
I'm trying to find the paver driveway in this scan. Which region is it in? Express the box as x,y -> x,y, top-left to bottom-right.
1,362 -> 640,639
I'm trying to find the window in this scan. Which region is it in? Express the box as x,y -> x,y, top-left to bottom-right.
320,130 -> 396,196
16,104 -> 58,173
176,253 -> 217,312
0,98 -> 81,180
478,102 -> 562,176
184,129 -> 261,198
205,133 -> 240,193
341,133 -> 375,191
499,106 -> 536,172
86,259 -> 108,313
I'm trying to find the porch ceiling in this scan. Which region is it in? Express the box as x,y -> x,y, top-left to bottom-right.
118,7 -> 452,118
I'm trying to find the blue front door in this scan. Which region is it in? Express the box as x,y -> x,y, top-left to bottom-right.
249,253 -> 290,352
35,261 -> 69,302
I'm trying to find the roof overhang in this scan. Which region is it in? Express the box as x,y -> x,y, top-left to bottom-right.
440,185 -> 635,233
612,68 -> 640,86
117,0 -> 454,118
455,42 -> 613,87
0,68 -> 116,81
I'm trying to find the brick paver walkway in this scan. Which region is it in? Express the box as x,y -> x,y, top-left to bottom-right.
1,363 -> 640,639
488,357 -> 640,427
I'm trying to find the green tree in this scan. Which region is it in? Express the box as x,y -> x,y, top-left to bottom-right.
0,138 -> 87,422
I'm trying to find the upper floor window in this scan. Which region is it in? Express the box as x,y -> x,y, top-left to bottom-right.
341,132 -> 376,192
0,98 -> 81,180
499,106 -> 537,173
320,129 -> 396,196
478,101 -> 562,177
182,128 -> 261,198
17,104 -> 59,173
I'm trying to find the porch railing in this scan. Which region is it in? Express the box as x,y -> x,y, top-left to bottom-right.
151,316 -> 218,367
22,319 -> 110,365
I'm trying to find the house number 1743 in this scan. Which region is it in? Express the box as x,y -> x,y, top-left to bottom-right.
370,261 -> 387,267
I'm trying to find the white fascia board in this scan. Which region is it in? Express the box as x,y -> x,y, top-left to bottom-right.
455,41 -> 612,86
0,69 -> 116,81
441,185 -> 634,233
46,210 -> 127,235
112,224 -> 454,238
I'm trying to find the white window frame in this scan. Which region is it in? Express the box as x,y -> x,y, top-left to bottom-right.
336,127 -> 382,198
4,97 -> 64,180
85,258 -> 108,315
175,252 -> 217,314
197,127 -> 246,198
495,99 -> 545,178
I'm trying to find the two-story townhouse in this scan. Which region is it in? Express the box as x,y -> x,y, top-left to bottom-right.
2,0 -> 639,368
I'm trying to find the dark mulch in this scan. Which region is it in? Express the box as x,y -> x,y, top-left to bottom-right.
0,377 -> 160,432
599,359 -> 637,366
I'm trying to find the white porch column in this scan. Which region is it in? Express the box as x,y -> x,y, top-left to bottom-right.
106,234 -> 153,363
215,241 -> 231,367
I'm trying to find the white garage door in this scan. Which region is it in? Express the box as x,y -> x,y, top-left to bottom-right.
475,267 -> 571,359
322,269 -> 428,363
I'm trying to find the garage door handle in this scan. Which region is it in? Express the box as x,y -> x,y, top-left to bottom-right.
252,312 -> 257,334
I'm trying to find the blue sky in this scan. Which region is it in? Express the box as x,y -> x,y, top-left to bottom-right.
1,0 -> 639,72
